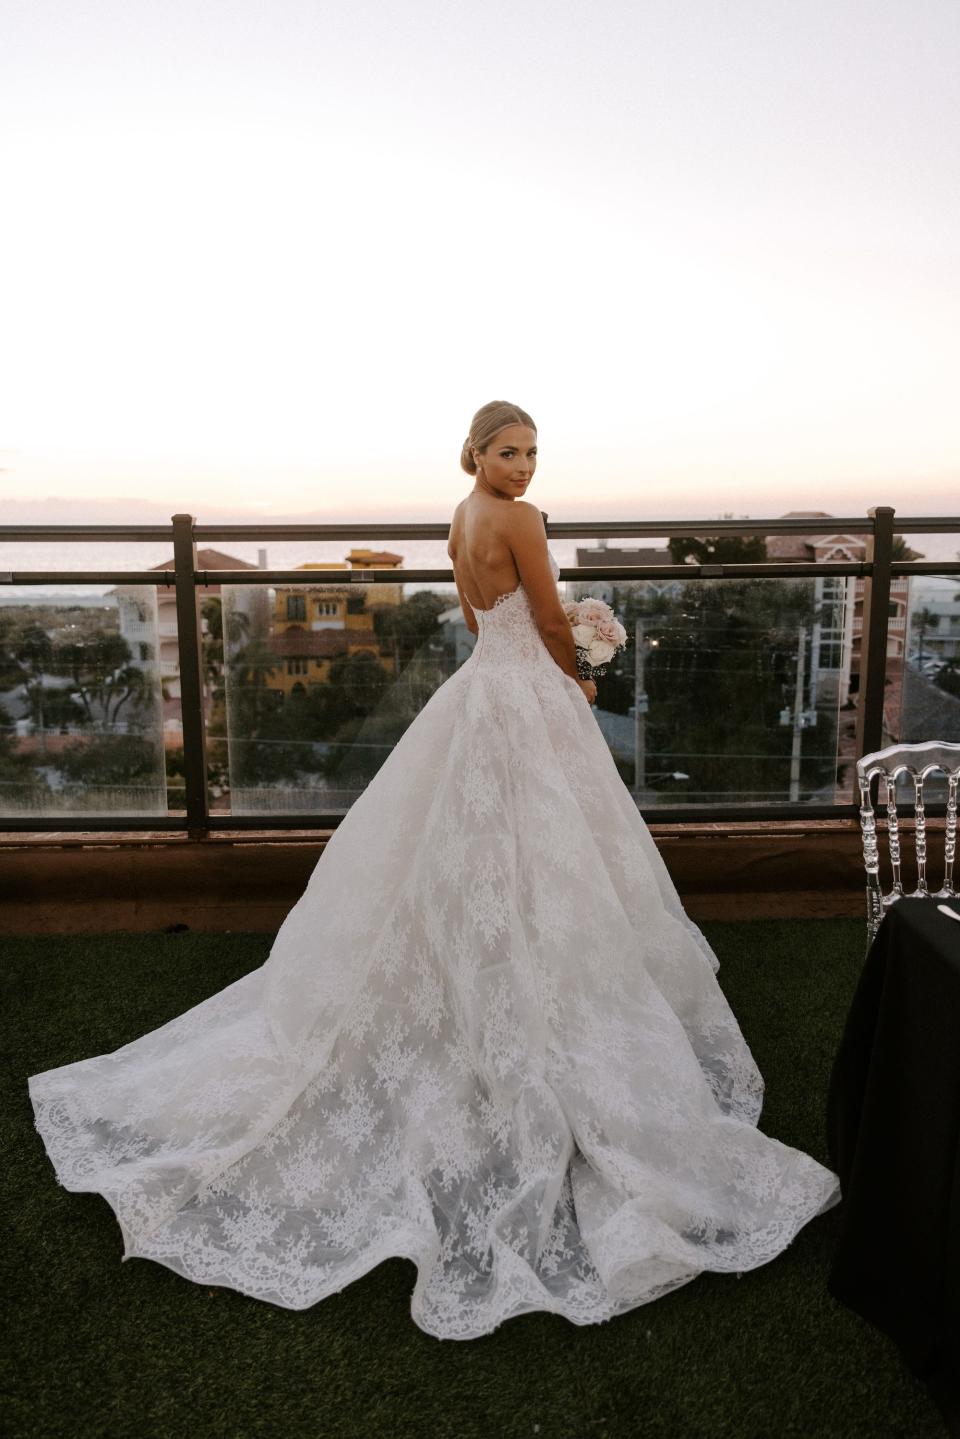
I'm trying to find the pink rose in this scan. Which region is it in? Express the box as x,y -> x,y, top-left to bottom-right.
577,599 -> 609,626
596,617 -> 618,644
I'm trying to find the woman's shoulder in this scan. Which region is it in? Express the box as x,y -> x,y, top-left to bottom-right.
449,496 -> 545,553
503,500 -> 547,532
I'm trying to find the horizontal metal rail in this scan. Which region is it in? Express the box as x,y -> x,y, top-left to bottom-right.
4,560 -> 960,587
892,561 -> 960,575
0,562 -> 875,585
3,513 -> 959,542
0,803 -> 952,835
1,506 -> 958,837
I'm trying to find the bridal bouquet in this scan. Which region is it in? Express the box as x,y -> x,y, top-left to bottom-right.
562,598 -> 628,679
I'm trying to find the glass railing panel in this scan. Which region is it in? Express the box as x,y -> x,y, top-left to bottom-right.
567,574 -> 846,807
0,539 -> 177,581
219,578 -> 461,815
216,568 -> 856,814
889,573 -> 960,754
3,522 -> 956,827
0,584 -> 167,817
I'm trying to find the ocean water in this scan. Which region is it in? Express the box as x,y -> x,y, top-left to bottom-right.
0,536 -> 588,603
1,529 -> 956,604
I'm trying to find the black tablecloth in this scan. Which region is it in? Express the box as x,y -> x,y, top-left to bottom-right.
827,897 -> 960,1394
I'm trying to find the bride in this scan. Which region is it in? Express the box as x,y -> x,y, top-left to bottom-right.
28,400 -> 839,1340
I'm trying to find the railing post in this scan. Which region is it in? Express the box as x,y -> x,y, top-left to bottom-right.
855,505 -> 895,760
172,514 -> 209,837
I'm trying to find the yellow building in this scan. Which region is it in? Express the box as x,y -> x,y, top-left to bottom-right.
266,550 -> 404,698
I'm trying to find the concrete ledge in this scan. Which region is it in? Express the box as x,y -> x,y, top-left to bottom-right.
0,821 -> 878,933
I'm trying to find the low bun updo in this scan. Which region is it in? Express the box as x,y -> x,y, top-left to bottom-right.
460,400 -> 536,476
460,439 -> 478,476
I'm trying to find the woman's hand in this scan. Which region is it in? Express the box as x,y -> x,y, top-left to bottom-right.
577,677 -> 597,705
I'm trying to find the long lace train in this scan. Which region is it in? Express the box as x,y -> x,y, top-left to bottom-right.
29,551 -> 839,1338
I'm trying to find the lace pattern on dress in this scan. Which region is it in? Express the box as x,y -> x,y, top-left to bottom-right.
29,547 -> 839,1338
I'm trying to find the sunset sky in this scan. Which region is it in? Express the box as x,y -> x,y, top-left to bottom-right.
1,0 -> 957,520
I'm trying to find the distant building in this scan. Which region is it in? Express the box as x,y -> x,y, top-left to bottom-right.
907,579 -> 960,664
112,547 -> 259,741
265,550 -> 404,700
571,541 -> 682,603
766,512 -> 913,706
113,546 -> 412,718
341,548 -> 405,609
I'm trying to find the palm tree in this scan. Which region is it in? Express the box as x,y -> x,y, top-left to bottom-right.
910,607 -> 940,670
201,597 -> 250,702
18,627 -> 54,754
49,633 -> 154,733
105,664 -> 151,727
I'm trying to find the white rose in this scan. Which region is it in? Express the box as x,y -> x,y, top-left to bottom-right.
587,638 -> 616,665
571,624 -> 596,648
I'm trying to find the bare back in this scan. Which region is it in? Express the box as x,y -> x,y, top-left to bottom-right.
447,493 -> 541,611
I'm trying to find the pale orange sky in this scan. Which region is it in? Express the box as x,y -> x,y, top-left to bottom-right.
1,1 -> 957,519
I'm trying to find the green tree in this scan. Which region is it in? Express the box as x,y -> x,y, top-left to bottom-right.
322,711 -> 407,786
202,596 -> 250,702
33,687 -> 91,732
55,633 -> 153,728
589,573 -> 829,801
224,590 -> 454,794
41,628 -> 160,804
639,578 -> 830,800
0,612 -> 25,690
165,745 -> 187,809
0,697 -> 42,791
0,618 -> 45,797
910,607 -> 939,667
935,661 -> 960,699
57,734 -> 160,787
17,626 -> 54,754
373,591 -> 451,668
320,651 -> 435,787
103,663 -> 151,726
667,534 -> 768,566
224,599 -> 305,785
321,651 -> 392,724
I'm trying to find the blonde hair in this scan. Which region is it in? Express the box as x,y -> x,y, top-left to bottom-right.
460,400 -> 536,476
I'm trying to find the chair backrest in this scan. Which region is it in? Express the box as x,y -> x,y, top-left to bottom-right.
856,740 -> 960,940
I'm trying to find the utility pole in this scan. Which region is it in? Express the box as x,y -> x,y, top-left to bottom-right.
789,624 -> 807,802
634,618 -> 647,798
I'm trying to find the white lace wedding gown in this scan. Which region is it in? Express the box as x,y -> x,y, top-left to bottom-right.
29,551 -> 839,1339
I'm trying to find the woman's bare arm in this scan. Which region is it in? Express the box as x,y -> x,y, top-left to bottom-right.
505,503 -> 580,681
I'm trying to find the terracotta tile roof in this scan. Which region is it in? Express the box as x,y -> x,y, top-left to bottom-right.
347,549 -> 404,565
575,546 -> 672,567
109,548 -> 260,598
151,548 -> 260,572
765,513 -> 835,561
766,535 -> 816,560
778,511 -> 834,519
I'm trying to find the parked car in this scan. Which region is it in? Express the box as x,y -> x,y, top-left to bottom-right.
906,652 -> 946,676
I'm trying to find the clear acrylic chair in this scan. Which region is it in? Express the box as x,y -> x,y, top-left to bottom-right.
857,740 -> 960,943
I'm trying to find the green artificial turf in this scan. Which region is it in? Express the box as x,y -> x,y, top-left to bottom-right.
1,921 -> 944,1439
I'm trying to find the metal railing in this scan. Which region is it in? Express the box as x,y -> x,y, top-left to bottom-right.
2,506 -> 959,835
